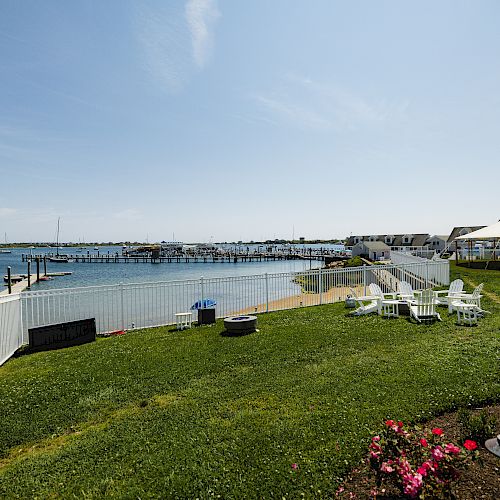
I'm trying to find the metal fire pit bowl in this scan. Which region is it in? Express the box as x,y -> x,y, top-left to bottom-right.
223,315 -> 257,335
485,434 -> 500,458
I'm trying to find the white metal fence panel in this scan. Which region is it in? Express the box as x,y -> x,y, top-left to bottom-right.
18,260 -> 449,338
0,294 -> 23,366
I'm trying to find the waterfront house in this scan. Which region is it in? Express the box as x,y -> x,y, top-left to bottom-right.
345,233 -> 431,252
352,241 -> 391,261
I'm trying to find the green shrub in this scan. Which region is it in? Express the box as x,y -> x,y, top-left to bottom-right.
457,407 -> 497,444
343,256 -> 364,267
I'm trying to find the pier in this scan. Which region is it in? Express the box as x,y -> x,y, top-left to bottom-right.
1,271 -> 72,296
21,249 -> 348,264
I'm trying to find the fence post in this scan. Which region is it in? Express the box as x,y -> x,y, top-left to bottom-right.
200,276 -> 204,305
265,273 -> 269,313
120,282 -> 124,331
363,265 -> 367,295
7,266 -> 11,294
27,260 -> 31,289
319,267 -> 323,305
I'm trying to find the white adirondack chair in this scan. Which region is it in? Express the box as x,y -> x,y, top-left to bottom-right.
434,279 -> 464,306
398,281 -> 416,302
368,283 -> 399,316
409,289 -> 441,323
449,283 -> 488,316
349,287 -> 379,316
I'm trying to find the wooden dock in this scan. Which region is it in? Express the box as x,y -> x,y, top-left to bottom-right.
20,251 -> 344,264
1,272 -> 72,296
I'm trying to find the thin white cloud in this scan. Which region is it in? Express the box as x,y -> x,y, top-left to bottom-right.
185,0 -> 220,68
136,1 -> 219,93
0,208 -> 17,218
113,209 -> 142,222
254,74 -> 409,131
136,4 -> 192,92
254,95 -> 331,130
289,74 -> 409,127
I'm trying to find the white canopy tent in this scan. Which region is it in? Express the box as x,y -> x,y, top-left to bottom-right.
454,220 -> 500,264
455,221 -> 500,240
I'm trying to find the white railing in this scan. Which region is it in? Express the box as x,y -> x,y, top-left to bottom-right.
390,251 -> 448,286
0,294 -> 23,366
0,260 -> 449,365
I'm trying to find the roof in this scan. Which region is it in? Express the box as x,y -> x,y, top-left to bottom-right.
455,221 -> 500,240
391,234 -> 430,247
356,241 -> 390,250
345,233 -> 431,246
447,226 -> 486,243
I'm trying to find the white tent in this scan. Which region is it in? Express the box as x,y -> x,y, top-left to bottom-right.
455,221 -> 500,240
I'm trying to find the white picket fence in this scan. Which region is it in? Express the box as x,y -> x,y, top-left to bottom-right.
0,260 -> 449,366
0,294 -> 23,366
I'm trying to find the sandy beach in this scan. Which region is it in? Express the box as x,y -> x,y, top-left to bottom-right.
236,284 -> 365,315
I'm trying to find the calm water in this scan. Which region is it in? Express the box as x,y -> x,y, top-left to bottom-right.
1,244 -> 344,291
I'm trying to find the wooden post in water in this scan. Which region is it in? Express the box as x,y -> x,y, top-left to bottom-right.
7,266 -> 12,294
27,260 -> 31,289
36,257 -> 40,281
43,256 -> 47,275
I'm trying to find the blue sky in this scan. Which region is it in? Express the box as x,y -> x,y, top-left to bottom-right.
1,0 -> 499,243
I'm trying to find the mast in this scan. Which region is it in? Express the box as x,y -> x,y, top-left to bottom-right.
56,218 -> 60,256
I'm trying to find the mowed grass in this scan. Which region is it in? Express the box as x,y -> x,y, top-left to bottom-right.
0,264 -> 499,498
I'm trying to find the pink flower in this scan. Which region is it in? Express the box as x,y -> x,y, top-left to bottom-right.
432,446 -> 445,461
372,435 -> 380,442
445,443 -> 461,455
370,451 -> 380,460
417,460 -> 435,477
419,438 -> 428,448
464,440 -> 477,451
385,419 -> 394,427
380,462 -> 394,473
397,421 -> 404,428
291,463 -> 298,470
432,427 -> 443,436
402,472 -> 423,498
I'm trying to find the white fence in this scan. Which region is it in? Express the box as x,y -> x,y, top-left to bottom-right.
0,294 -> 23,366
0,260 -> 449,365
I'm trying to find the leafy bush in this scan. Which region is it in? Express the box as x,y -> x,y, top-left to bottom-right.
458,407 -> 497,444
367,420 -> 478,498
343,256 -> 364,268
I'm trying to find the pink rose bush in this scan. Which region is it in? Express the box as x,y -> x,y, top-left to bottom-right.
368,420 -> 478,498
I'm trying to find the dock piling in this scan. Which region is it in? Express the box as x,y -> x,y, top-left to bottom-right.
7,266 -> 12,294
27,260 -> 31,289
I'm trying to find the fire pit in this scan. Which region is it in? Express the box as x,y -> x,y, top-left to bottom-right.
223,315 -> 257,335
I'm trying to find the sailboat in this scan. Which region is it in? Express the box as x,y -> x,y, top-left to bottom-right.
48,218 -> 73,263
0,233 -> 12,253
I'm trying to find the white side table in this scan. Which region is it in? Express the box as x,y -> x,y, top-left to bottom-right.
175,312 -> 193,330
381,299 -> 399,318
455,304 -> 478,326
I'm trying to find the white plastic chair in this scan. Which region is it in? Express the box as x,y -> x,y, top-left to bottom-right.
449,283 -> 489,316
409,289 -> 441,323
433,279 -> 464,306
349,287 -> 379,316
368,283 -> 399,316
397,281 -> 416,302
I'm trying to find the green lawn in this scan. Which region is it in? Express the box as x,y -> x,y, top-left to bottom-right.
0,263 -> 499,498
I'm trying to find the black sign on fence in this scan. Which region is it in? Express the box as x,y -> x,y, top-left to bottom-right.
28,318 -> 96,353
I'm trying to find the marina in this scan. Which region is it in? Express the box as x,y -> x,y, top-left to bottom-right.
21,248 -> 344,264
